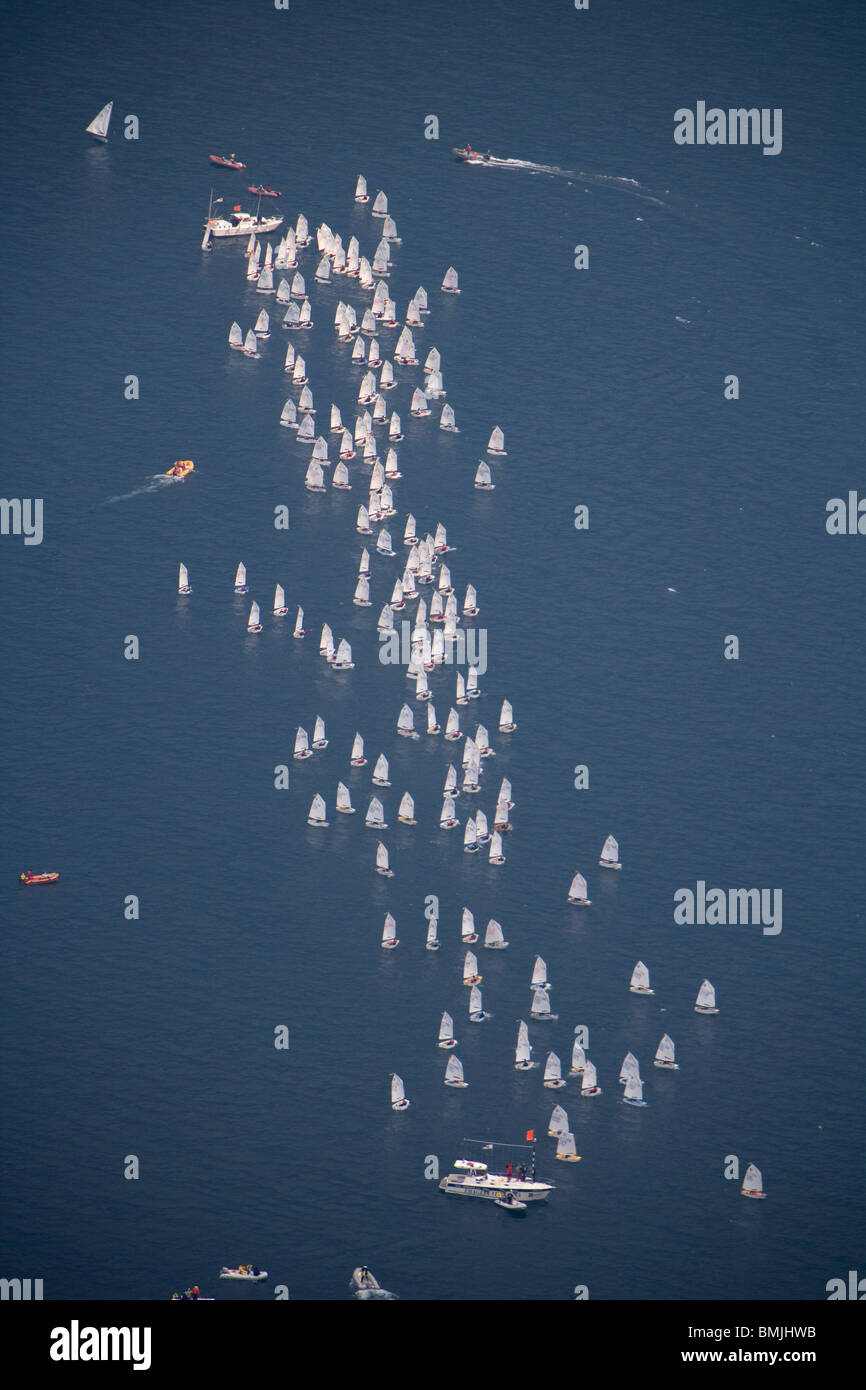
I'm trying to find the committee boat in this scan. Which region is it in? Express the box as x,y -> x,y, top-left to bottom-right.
439,1141 -> 553,1203
205,206 -> 283,238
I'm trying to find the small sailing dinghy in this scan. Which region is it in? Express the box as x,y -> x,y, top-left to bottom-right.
629,961 -> 654,995
375,841 -> 394,877
372,755 -> 391,787
531,988 -> 557,1021
619,1052 -> 640,1085
440,796 -> 459,829
441,266 -> 460,294
426,916 -> 440,951
567,872 -> 591,905
463,950 -> 482,986
461,907 -> 478,944
531,956 -> 549,991
381,912 -> 399,949
488,832 -> 506,865
444,1055 -> 467,1088
654,1034 -> 679,1069
580,1062 -> 602,1097
569,1040 -> 586,1076
741,1163 -> 766,1199
548,1105 -> 569,1138
544,1053 -> 566,1090
468,986 -> 488,1022
438,1011 -> 457,1049
312,716 -> 328,750
350,733 -> 366,767
354,174 -> 369,204
294,727 -> 312,760
499,699 -> 517,732
599,834 -> 621,869
307,793 -> 328,827
397,704 -> 419,739
178,564 -> 192,595
333,639 -> 354,670
336,782 -> 355,815
484,919 -> 508,949
390,1073 -> 410,1109
228,321 -> 244,350
694,979 -> 718,1014
397,793 -> 416,824
247,602 -> 262,633
622,1075 -> 647,1107
463,819 -> 479,854
273,584 -> 288,616
372,190 -> 388,217
555,1131 -> 581,1163
234,562 -> 248,594
486,426 -> 506,455
293,606 -> 305,638
365,797 -> 387,830
515,1020 -> 533,1071
86,102 -> 113,141
474,461 -> 495,490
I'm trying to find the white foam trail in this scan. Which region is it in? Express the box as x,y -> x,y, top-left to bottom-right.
461,156 -> 667,206
105,475 -> 176,504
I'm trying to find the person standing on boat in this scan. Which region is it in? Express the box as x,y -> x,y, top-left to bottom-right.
506,1161 -> 513,1178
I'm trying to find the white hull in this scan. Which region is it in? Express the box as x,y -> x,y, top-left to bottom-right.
439,1175 -> 551,1202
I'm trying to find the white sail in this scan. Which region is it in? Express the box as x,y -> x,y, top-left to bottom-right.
426,917 -> 439,949
355,174 -> 368,202
695,979 -> 717,1012
629,960 -> 652,993
474,461 -> 494,488
487,425 -> 506,453
178,564 -> 190,593
488,831 -> 505,863
444,1055 -> 465,1086
276,278 -> 291,304
599,833 -> 621,867
570,1040 -> 586,1074
654,1034 -> 677,1067
256,267 -> 274,294
397,703 -> 415,735
499,700 -> 515,731
445,708 -> 461,739
254,308 -> 270,335
531,956 -> 548,989
440,796 -> 458,827
439,403 -> 458,431
468,986 -> 484,1018
463,818 -> 477,851
556,1131 -> 579,1161
372,754 -> 390,784
308,793 -> 327,825
366,796 -> 386,828
484,920 -> 507,949
86,101 -> 113,139
313,716 -> 327,746
568,872 -> 589,903
382,912 -> 397,945
581,1062 -> 599,1094
623,1075 -> 644,1104
741,1163 -> 764,1196
390,1074 -> 407,1107
458,907 -> 475,942
336,781 -> 354,814
354,576 -> 370,605
548,1104 -> 569,1137
388,411 -> 403,440
530,988 -> 552,1018
243,330 -> 259,356
375,841 -> 391,873
305,460 -> 325,491
515,1020 -> 532,1066
438,1011 -> 455,1044
273,584 -> 286,614
334,638 -> 353,667
410,387 -> 429,415
294,726 -> 309,756
619,1052 -> 640,1084
293,606 -> 304,637
228,321 -> 244,349
351,732 -> 365,764
463,950 -> 479,982
247,602 -> 261,631
441,265 -> 459,292
544,1053 -> 563,1085
280,398 -> 297,427
372,190 -> 388,217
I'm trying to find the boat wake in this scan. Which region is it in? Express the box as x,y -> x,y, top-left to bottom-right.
105,475 -> 182,505
463,156 -> 667,207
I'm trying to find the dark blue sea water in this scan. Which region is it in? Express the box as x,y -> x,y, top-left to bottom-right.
2,0 -> 865,1302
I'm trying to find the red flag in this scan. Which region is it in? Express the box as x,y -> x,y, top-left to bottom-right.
525,1129 -> 535,1142
233,205 -> 241,212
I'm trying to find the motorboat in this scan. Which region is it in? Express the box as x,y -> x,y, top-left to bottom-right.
209,154 -> 246,169
439,1152 -> 553,1203
20,871 -> 59,885
219,1265 -> 266,1281
248,185 -> 281,198
165,460 -> 194,478
205,208 -> 283,238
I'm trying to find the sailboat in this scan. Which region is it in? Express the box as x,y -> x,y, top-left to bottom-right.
381,912 -> 399,949
629,961 -> 654,995
307,793 -> 328,827
741,1163 -> 766,1199
350,733 -> 366,767
486,426 -> 506,455
312,716 -> 328,750
390,1073 -> 409,1110
488,831 -> 506,865
280,398 -> 297,427
355,174 -> 369,204
372,754 -> 390,787
228,321 -> 244,350
178,564 -> 192,595
555,1131 -> 581,1163
409,388 -> 430,418
440,796 -> 459,829
544,1053 -> 566,1090
622,1075 -> 647,1107
372,190 -> 388,217
567,872 -> 591,905
580,1062 -> 601,1097
375,842 -> 393,877
234,562 -> 248,594
461,908 -> 478,944
256,269 -> 274,297
397,704 -> 419,739
333,639 -> 354,670
468,986 -> 487,1022
397,793 -> 416,825
439,402 -> 459,433
548,1105 -> 569,1138
654,1034 -> 679,1069
305,460 -> 326,492
247,602 -> 262,633
353,576 -> 371,607
569,1039 -> 586,1076
426,916 -> 440,951
273,584 -> 288,616
514,1020 -> 533,1071
441,266 -> 460,294
336,782 -> 355,815
444,1055 -> 467,1088
294,726 -> 312,761
463,819 -> 478,854
86,101 -> 113,141
365,797 -> 387,830
530,988 -> 557,1021
694,979 -> 718,1014
320,625 -> 334,660
483,919 -> 508,949
293,606 -> 305,638
243,330 -> 260,357
463,951 -> 481,986
531,956 -> 549,991
474,461 -> 495,490
599,834 -> 621,869
619,1052 -> 640,1085
438,1011 -> 457,1049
